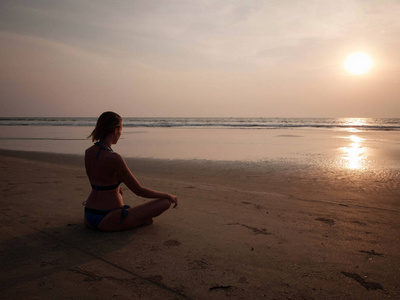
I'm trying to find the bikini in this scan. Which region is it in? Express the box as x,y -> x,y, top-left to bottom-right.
84,205 -> 130,229
84,141 -> 129,229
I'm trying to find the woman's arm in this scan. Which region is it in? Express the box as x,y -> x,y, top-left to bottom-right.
113,154 -> 178,207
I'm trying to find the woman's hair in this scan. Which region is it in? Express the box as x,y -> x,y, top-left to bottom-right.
88,111 -> 122,142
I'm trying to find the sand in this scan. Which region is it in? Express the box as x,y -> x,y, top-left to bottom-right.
0,149 -> 399,299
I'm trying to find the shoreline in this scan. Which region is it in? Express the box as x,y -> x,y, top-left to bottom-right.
0,149 -> 399,299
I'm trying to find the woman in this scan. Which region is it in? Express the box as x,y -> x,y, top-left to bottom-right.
84,111 -> 178,231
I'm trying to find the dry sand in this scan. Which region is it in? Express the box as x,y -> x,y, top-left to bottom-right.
0,149 -> 399,299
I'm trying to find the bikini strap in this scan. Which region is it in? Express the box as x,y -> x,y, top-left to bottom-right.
91,181 -> 122,191
120,205 -> 130,224
94,141 -> 114,158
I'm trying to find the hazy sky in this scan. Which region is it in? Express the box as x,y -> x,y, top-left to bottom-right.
1,0 -> 399,117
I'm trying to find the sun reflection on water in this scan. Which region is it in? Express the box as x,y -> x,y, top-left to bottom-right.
340,118 -> 370,132
341,135 -> 366,170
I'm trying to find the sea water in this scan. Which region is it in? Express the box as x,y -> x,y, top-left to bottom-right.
0,117 -> 399,170
1,117 -> 399,130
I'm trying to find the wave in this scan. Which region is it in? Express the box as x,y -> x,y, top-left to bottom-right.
1,117 -> 399,131
0,137 -> 86,141
0,117 -> 96,127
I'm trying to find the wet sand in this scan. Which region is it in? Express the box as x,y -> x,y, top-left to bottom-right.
0,149 -> 399,299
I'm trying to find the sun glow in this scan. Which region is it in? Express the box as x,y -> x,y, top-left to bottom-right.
345,52 -> 373,75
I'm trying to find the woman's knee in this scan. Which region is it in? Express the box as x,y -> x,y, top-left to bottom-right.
160,197 -> 171,210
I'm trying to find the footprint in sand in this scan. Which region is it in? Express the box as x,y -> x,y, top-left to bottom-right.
190,259 -> 209,270
241,201 -> 263,210
359,250 -> 384,257
227,223 -> 271,235
316,217 -> 335,226
341,272 -> 383,290
163,239 -> 181,247
351,220 -> 367,226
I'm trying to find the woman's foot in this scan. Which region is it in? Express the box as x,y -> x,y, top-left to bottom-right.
143,218 -> 154,226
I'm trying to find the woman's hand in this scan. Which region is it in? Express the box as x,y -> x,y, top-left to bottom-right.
167,194 -> 178,208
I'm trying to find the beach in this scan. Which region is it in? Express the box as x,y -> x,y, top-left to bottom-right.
0,144 -> 399,299
2,0 -> 400,297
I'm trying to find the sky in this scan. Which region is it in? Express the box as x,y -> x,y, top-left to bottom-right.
0,0 -> 399,118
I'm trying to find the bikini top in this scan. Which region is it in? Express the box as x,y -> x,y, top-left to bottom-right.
95,141 -> 113,158
91,141 -> 122,191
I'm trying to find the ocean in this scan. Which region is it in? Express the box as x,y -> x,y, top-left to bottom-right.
1,117 -> 400,131
1,117 -> 399,170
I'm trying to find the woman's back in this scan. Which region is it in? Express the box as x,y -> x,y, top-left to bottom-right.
85,143 -> 124,210
85,143 -> 120,187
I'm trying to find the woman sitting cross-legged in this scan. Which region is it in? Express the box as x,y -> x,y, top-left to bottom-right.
83,111 -> 178,231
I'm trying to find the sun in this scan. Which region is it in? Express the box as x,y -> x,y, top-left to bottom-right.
345,52 -> 373,75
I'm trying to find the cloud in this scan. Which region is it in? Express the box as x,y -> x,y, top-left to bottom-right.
2,1 -> 399,68
1,0 -> 399,117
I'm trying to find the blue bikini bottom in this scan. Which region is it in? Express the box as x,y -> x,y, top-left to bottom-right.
84,205 -> 130,229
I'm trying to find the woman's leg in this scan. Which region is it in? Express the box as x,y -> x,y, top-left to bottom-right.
98,198 -> 171,231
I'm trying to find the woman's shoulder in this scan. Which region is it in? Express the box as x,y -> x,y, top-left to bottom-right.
85,144 -> 124,163
109,152 -> 124,163
107,152 -> 129,173
85,145 -> 96,156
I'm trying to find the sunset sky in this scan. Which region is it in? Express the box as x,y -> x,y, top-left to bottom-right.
1,0 -> 399,117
